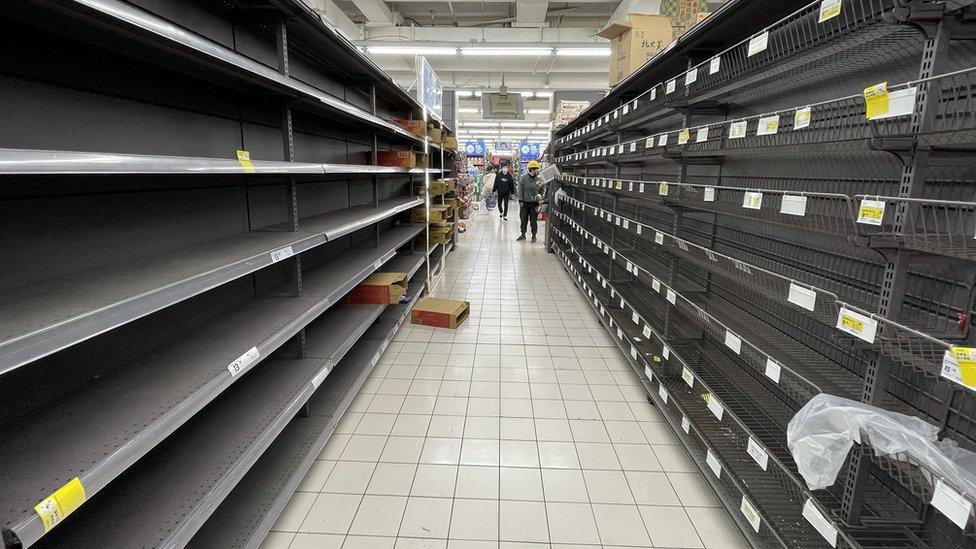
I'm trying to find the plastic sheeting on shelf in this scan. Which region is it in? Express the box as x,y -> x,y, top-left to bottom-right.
787,394 -> 976,500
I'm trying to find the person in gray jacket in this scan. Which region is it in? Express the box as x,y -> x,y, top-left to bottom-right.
516,160 -> 543,242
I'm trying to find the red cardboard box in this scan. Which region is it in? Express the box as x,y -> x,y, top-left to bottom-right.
348,272 -> 408,304
377,150 -> 416,168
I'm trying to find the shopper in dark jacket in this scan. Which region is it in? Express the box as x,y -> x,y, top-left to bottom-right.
495,166 -> 515,220
516,160 -> 543,242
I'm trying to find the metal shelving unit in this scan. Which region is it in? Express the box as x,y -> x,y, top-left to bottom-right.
551,1 -> 976,547
0,1 -> 451,547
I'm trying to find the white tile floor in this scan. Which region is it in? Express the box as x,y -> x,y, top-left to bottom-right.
263,207 -> 749,549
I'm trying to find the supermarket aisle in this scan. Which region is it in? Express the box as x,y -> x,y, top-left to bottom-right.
263,207 -> 749,549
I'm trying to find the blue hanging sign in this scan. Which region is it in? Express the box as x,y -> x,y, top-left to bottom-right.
463,140 -> 486,156
519,141 -> 541,160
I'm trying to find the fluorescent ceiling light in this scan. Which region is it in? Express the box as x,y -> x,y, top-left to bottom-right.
535,91 -> 553,98
460,47 -> 553,56
457,108 -> 479,113
367,46 -> 457,55
557,48 -> 611,57
454,90 -> 473,97
498,122 -> 538,128
527,109 -> 551,114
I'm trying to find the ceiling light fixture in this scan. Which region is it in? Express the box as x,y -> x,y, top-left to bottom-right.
457,108 -> 479,113
460,47 -> 553,56
556,48 -> 611,57
366,46 -> 457,55
527,109 -> 551,114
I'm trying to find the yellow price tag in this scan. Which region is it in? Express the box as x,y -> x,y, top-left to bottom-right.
653,355 -> 662,363
678,128 -> 691,145
616,181 -> 623,190
35,477 -> 86,532
951,346 -> 976,387
236,149 -> 256,173
840,315 -> 863,333
860,205 -> 883,220
864,82 -> 890,120
659,181 -> 669,196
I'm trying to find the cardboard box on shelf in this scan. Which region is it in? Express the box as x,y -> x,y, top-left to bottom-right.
377,150 -> 416,168
426,178 -> 456,196
393,119 -> 427,138
429,223 -> 454,244
598,13 -> 672,86
415,152 -> 429,169
411,204 -> 451,224
442,136 -> 458,150
428,125 -> 443,143
412,297 -> 470,329
347,272 -> 408,304
662,0 -> 710,37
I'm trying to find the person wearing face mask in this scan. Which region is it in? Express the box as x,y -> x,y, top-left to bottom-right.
516,160 -> 543,242
494,165 -> 515,220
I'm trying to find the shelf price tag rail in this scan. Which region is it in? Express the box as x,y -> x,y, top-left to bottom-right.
550,232 -> 865,549
559,195 -> 974,397
553,209 -> 826,404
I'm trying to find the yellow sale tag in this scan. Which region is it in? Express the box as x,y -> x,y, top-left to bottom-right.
819,0 -> 842,22
659,181 -> 669,196
841,315 -> 863,332
951,346 -> 976,387
236,149 -> 256,173
864,82 -> 890,120
678,128 -> 690,145
616,181 -> 623,190
35,477 -> 86,532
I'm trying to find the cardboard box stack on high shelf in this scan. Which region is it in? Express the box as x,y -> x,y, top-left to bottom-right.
411,178 -> 457,246
598,14 -> 673,86
662,0 -> 712,37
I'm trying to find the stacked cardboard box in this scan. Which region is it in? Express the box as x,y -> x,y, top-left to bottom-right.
661,0 -> 711,37
378,150 -> 428,169
597,14 -> 673,86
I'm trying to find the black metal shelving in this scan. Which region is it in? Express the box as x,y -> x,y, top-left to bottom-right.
0,1 -> 455,547
552,1 -> 976,547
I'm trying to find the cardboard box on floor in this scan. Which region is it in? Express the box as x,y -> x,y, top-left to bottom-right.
598,14 -> 672,86
348,272 -> 408,304
412,297 -> 469,329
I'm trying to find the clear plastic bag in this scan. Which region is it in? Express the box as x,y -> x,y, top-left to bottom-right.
787,394 -> 976,501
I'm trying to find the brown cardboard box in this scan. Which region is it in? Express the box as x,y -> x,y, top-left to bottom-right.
415,153 -> 429,169
428,125 -> 443,143
442,136 -> 458,150
348,272 -> 408,304
394,119 -> 427,138
411,297 -> 469,329
429,223 -> 454,244
598,14 -> 672,86
662,0 -> 710,36
411,204 -> 451,224
377,150 -> 416,168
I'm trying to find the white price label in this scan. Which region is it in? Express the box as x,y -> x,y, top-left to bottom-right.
788,283 -> 817,311
630,142 -> 637,152
652,278 -> 661,292
643,325 -> 652,338
681,415 -> 691,433
662,346 -> 670,360
623,219 -> 630,229
696,127 -> 709,142
657,133 -> 668,146
666,79 -> 676,94
729,120 -> 748,139
666,289 -> 677,304
794,106 -> 812,129
227,346 -> 260,377
780,194 -> 808,216
704,186 -> 716,202
742,191 -> 763,210
681,367 -> 694,387
623,105 -> 630,115
857,198 -> 886,225
757,115 -> 780,136
270,245 -> 295,263
802,500 -> 838,547
705,394 -> 724,421
869,87 -> 918,120
836,307 -> 878,343
931,478 -> 974,528
765,358 -> 782,383
630,345 -> 638,360
658,385 -> 669,403
655,231 -> 665,245
636,224 -> 642,235
748,31 -> 769,57
632,310 -> 640,325
705,449 -> 722,478
747,437 -> 769,470
709,56 -> 721,74
725,331 -> 742,354
685,68 -> 698,86
639,183 -> 645,193
651,87 -> 657,101
819,0 -> 843,22
740,497 -> 762,533
645,364 -> 653,380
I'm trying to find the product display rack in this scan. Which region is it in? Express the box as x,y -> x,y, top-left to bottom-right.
0,1 -> 450,547
552,0 -> 976,547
